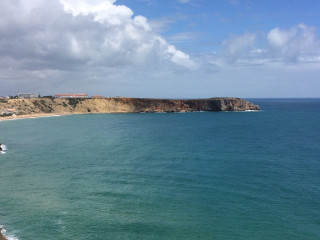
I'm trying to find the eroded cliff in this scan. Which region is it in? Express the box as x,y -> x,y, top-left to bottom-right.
0,97 -> 259,115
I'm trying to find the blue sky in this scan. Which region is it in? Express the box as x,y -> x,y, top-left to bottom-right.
0,0 -> 319,97
119,0 -> 320,52
120,1 -> 320,38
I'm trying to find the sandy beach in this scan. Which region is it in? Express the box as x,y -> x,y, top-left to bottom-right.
0,113 -> 68,121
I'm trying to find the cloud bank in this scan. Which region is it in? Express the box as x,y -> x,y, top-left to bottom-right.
267,24 -> 320,63
0,0 -> 319,97
210,24 -> 320,66
0,0 -> 195,72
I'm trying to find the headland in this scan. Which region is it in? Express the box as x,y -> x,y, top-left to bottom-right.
0,97 -> 259,120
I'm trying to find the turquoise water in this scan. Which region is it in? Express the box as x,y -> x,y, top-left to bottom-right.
0,99 -> 319,240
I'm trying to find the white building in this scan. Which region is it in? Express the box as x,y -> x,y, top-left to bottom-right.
18,93 -> 37,98
2,108 -> 18,115
54,94 -> 88,98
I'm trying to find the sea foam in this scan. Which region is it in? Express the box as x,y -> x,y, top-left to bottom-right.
0,144 -> 7,154
0,227 -> 19,240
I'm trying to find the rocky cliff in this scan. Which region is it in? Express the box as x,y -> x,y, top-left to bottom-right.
0,97 -> 259,115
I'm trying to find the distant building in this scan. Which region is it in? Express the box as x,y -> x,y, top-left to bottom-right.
3,109 -> 18,114
55,94 -> 88,98
18,93 -> 37,98
92,95 -> 104,99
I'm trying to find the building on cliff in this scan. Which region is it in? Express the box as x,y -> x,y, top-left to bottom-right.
1,108 -> 18,116
54,94 -> 88,98
18,93 -> 37,98
92,95 -> 104,99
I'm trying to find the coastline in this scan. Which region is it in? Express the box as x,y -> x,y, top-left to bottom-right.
0,109 -> 261,122
0,97 -> 260,116
0,113 -> 67,122
0,228 -> 8,240
0,108 -> 262,122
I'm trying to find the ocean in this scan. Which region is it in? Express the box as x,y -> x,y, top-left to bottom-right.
0,99 -> 319,240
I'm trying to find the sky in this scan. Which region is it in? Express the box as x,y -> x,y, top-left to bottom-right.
0,0 -> 319,98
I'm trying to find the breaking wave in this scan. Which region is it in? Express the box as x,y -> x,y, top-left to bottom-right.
0,226 -> 19,240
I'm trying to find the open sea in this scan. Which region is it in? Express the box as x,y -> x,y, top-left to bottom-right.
0,98 -> 319,240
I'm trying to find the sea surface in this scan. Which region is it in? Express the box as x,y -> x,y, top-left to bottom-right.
0,99 -> 319,240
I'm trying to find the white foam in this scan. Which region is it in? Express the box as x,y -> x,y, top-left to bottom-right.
0,115 -> 62,122
1,227 -> 19,240
26,115 -> 61,119
0,144 -> 7,154
225,110 -> 260,113
0,118 -> 18,122
6,234 -> 19,240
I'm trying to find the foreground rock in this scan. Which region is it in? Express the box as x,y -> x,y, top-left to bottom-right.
0,97 -> 259,115
0,229 -> 8,240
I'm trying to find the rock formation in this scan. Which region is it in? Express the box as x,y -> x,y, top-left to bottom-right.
0,97 -> 259,115
0,229 -> 8,240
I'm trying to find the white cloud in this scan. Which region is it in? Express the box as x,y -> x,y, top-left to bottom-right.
267,24 -> 320,62
167,45 -> 196,69
0,0 -> 199,96
60,0 -> 133,25
0,0 -> 318,98
267,28 -> 295,48
149,18 -> 176,33
177,0 -> 192,3
0,0 -> 195,72
207,24 -> 320,66
222,32 -> 256,57
168,32 -> 200,43
206,32 -> 257,65
149,14 -> 188,33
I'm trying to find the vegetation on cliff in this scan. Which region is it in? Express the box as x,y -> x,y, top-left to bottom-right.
0,97 -> 259,116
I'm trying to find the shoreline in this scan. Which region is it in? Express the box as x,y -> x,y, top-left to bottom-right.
0,113 -> 67,122
0,228 -> 8,240
0,112 -> 132,122
0,108 -> 262,122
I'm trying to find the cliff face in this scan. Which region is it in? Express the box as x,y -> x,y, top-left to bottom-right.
0,97 -> 259,115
